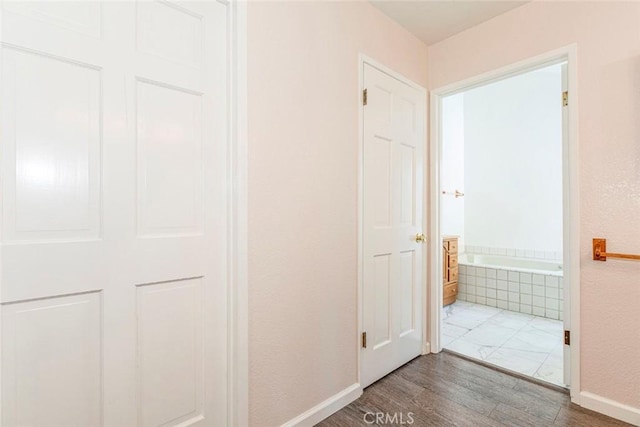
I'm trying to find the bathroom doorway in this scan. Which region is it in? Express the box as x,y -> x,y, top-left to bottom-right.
429,48 -> 579,394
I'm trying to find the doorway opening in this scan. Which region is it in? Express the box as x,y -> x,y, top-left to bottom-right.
429,48 -> 579,396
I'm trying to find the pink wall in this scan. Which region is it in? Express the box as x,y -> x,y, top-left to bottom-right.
247,2 -> 428,425
429,1 -> 640,410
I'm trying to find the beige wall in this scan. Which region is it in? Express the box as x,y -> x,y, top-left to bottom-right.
247,2 -> 428,425
248,0 -> 640,424
429,1 -> 640,410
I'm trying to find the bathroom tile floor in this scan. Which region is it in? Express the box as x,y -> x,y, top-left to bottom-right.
442,300 -> 565,387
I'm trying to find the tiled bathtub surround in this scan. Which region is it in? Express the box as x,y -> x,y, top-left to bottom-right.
465,245 -> 562,261
458,264 -> 564,320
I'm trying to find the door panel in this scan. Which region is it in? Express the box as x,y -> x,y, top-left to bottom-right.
369,137 -> 392,227
362,63 -> 425,388
373,254 -> 392,348
2,292 -> 102,427
136,79 -> 203,237
2,47 -> 101,242
399,143 -> 415,226
399,250 -> 415,335
137,278 -> 204,427
3,47 -> 101,241
1,1 -> 229,425
136,1 -> 203,69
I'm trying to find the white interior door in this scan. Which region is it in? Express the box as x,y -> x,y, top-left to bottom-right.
0,1 -> 229,426
361,63 -> 425,388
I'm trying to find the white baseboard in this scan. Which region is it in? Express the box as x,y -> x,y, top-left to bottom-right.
422,342 -> 431,355
580,391 -> 640,426
280,383 -> 363,427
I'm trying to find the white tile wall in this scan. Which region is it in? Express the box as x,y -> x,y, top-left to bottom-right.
457,263 -> 563,320
465,245 -> 562,261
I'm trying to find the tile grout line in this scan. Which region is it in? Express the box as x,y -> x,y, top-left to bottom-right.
443,301 -> 564,385
489,310 -> 535,362
531,348 -> 554,381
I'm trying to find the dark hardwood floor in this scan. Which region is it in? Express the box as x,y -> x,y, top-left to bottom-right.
318,352 -> 631,426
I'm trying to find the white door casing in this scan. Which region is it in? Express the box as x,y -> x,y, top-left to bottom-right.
1,1 -> 230,426
361,62 -> 425,388
429,46 -> 579,401
561,61 -> 571,388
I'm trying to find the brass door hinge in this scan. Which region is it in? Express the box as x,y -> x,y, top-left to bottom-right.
363,88 -> 368,106
562,91 -> 568,107
564,330 -> 570,345
362,331 -> 367,348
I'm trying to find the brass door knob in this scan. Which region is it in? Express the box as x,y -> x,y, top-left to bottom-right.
415,233 -> 426,243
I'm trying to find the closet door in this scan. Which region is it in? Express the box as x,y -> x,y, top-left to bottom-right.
0,2 -> 229,425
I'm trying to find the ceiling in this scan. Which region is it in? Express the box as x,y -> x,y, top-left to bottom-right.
370,1 -> 529,46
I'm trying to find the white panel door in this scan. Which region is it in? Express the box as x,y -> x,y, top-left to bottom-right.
0,1 -> 229,426
361,63 -> 425,388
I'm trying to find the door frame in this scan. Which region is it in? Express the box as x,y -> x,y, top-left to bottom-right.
357,54 -> 429,387
428,44 -> 581,403
229,1 -> 249,425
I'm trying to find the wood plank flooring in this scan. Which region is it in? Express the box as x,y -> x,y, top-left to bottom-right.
318,352 -> 631,426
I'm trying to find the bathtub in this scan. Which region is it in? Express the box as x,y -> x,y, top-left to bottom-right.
457,253 -> 564,320
459,253 -> 563,276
